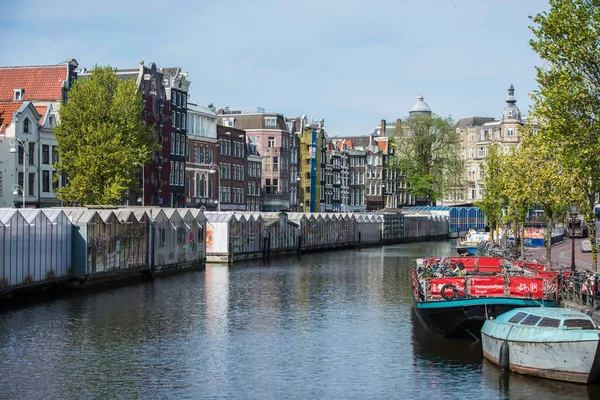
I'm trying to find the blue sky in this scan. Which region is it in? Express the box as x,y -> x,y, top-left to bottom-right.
1,0 -> 549,136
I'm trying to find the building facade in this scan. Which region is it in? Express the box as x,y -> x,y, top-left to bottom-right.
218,108 -> 291,211
0,60 -> 78,207
185,97 -> 218,210
453,84 -> 530,205
217,124 -> 247,211
162,67 -> 190,207
246,140 -> 262,211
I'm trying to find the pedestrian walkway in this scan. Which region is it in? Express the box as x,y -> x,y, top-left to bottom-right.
523,221 -> 599,271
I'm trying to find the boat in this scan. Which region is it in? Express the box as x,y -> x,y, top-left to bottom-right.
456,230 -> 489,255
411,256 -> 558,338
481,307 -> 600,384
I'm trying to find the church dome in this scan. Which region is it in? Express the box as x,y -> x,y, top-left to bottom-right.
409,94 -> 432,116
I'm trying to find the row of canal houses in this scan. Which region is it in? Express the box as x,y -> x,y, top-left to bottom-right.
0,208 -> 449,294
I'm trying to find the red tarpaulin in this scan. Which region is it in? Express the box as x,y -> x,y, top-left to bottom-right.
469,277 -> 505,297
430,277 -> 465,298
509,277 -> 544,298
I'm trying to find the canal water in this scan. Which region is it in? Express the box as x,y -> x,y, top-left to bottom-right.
1,240 -> 599,399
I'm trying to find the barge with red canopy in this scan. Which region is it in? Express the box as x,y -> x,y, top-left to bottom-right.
411,256 -> 559,338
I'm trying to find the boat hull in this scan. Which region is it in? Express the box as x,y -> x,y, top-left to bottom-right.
413,298 -> 557,338
456,246 -> 477,256
482,332 -> 600,384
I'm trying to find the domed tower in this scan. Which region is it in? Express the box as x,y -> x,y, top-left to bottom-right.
501,84 -> 521,121
409,94 -> 432,117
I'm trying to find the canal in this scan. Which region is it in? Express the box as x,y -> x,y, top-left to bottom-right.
1,240 -> 599,399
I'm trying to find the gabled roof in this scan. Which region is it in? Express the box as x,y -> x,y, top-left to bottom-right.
0,101 -> 46,134
0,65 -> 68,102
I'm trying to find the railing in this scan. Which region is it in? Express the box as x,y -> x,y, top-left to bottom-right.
558,271 -> 600,308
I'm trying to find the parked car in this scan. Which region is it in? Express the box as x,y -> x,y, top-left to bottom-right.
580,238 -> 600,253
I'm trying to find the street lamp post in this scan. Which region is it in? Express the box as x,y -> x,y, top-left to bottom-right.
209,162 -> 221,211
12,184 -> 25,208
9,137 -> 27,208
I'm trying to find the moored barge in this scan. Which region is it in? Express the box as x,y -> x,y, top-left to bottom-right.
411,256 -> 559,338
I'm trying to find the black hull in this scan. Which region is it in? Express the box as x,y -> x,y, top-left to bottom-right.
413,303 -> 530,339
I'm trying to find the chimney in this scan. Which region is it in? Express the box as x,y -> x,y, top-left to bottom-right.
396,119 -> 402,135
380,119 -> 386,136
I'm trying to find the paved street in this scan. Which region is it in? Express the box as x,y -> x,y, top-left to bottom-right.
523,222 -> 600,271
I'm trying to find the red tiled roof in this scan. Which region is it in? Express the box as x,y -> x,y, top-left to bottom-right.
0,102 -> 47,134
0,65 -> 67,102
34,105 -> 48,121
0,102 -> 22,134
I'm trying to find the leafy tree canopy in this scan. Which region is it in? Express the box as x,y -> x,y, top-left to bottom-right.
54,65 -> 158,205
393,114 -> 463,204
530,0 -> 600,269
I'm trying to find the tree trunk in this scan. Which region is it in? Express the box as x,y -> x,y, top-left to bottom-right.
519,221 -> 525,260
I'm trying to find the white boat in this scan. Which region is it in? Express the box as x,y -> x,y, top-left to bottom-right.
481,307 -> 600,384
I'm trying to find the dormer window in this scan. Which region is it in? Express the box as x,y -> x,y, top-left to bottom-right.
23,118 -> 30,134
508,110 -> 513,117
14,89 -> 24,101
265,117 -> 277,127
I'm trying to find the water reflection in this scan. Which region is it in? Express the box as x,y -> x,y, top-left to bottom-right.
1,242 -> 599,399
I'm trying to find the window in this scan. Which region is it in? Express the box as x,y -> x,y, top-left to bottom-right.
28,173 -> 35,196
470,132 -> 474,141
520,314 -> 542,326
508,312 -> 528,324
564,319 -> 596,330
23,118 -> 30,134
265,117 -> 276,127
170,161 -> 174,184
537,317 -> 561,328
28,142 -> 34,164
52,146 -> 58,164
273,156 -> 279,172
53,171 -> 59,190
171,133 -> 175,154
268,137 -> 275,147
478,146 -> 485,158
507,128 -> 514,137
479,130 -> 485,141
43,171 -> 50,192
42,145 -> 49,164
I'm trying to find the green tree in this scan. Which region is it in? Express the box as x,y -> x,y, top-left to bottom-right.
393,114 -> 463,204
475,143 -> 507,244
530,0 -> 600,270
515,130 -> 573,269
54,66 -> 158,205
503,146 -> 533,260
